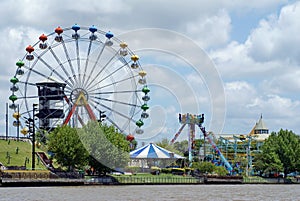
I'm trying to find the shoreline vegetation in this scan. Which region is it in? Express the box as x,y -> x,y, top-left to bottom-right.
1,171 -> 299,187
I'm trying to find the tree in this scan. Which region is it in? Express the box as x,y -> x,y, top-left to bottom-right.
156,138 -> 183,155
78,121 -> 130,174
255,129 -> 300,177
192,161 -> 215,174
192,161 -> 228,176
214,166 -> 228,176
47,125 -> 89,171
173,140 -> 188,156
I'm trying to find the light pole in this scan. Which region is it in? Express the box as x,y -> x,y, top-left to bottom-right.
17,104 -> 20,141
32,103 -> 38,170
6,103 -> 8,141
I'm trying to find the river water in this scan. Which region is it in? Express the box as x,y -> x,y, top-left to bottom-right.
0,184 -> 299,201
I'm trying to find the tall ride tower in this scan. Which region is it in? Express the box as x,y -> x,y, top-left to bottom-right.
171,113 -> 204,163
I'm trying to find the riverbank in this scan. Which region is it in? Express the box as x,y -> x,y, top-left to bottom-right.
1,178 -> 85,187
1,174 -> 299,187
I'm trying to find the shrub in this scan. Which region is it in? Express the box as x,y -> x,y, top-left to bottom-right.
125,166 -> 140,173
213,166 -> 228,176
150,166 -> 161,175
161,168 -> 172,174
184,167 -> 194,175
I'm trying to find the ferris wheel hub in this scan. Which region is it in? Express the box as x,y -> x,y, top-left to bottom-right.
70,88 -> 89,106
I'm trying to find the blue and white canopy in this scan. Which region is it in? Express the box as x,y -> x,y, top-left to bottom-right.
130,143 -> 185,159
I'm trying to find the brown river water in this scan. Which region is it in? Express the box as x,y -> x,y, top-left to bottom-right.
0,184 -> 299,201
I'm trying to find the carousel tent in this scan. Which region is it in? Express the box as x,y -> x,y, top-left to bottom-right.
130,143 -> 185,159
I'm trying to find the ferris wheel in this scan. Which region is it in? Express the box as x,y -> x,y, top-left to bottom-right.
9,24 -> 150,137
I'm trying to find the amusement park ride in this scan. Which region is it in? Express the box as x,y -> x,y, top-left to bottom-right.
170,113 -> 269,174
7,24 -> 266,175
9,24 -> 150,141
171,113 -> 233,172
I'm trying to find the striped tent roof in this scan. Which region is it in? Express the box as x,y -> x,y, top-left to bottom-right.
130,143 -> 185,159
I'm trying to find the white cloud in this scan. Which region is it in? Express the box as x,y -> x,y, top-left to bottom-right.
0,26 -> 42,67
246,1 -> 300,64
211,1 -> 300,90
223,0 -> 292,10
223,80 -> 300,133
248,94 -> 300,116
210,1 -> 300,134
225,81 -> 257,116
186,9 -> 231,49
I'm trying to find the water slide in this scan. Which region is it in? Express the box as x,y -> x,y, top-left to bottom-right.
199,126 -> 233,173
36,152 -> 54,170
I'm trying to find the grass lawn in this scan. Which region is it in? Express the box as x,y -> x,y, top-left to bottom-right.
0,139 -> 46,170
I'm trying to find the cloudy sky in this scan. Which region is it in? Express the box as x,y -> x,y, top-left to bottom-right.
1,0 -> 300,143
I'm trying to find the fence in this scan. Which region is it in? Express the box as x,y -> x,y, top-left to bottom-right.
243,176 -> 300,184
115,176 -> 203,184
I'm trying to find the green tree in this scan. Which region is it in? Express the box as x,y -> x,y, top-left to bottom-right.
214,166 -> 228,176
255,129 -> 300,177
129,139 -> 137,151
192,161 -> 215,174
173,140 -> 188,156
78,121 -> 130,174
156,138 -> 183,155
47,125 -> 89,171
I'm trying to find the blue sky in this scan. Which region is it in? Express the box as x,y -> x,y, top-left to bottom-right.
0,0 -> 300,144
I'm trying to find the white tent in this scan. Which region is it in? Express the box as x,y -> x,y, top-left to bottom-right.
129,143 -> 184,169
130,143 -> 184,159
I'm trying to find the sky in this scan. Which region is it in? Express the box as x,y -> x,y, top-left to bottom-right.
0,0 -> 300,144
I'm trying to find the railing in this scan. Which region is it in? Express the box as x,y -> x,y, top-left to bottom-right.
243,176 -> 300,184
114,176 -> 203,184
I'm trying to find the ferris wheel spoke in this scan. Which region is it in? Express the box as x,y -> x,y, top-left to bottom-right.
75,38 -> 82,87
84,50 -> 120,90
63,88 -> 73,95
82,42 -> 106,88
91,96 -> 139,107
90,99 -> 135,122
20,109 -> 35,116
86,61 -> 129,92
104,116 -> 125,133
22,67 -> 72,91
81,40 -> 93,88
33,53 -> 73,87
19,81 -> 36,86
89,74 -> 140,93
91,101 -> 127,132
89,89 -> 141,95
61,40 -> 78,85
16,95 -> 46,99
36,128 -> 47,141
48,46 -> 75,86
18,95 -> 63,99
